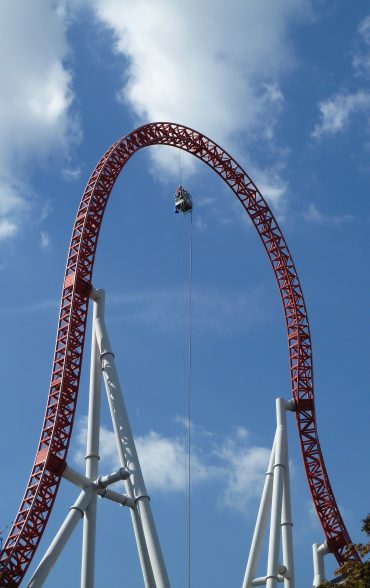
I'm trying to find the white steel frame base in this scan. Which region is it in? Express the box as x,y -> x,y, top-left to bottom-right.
312,541 -> 330,587
24,288 -> 331,588
242,398 -> 296,588
26,288 -> 170,588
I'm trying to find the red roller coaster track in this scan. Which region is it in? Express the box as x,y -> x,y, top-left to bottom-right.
0,122 -> 359,586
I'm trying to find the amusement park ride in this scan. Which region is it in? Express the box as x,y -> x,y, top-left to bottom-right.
0,122 -> 361,587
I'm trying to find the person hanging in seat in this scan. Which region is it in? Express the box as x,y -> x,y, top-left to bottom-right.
174,186 -> 192,213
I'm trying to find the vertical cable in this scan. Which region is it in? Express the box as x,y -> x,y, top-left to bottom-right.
179,211 -> 189,587
187,210 -> 193,588
177,146 -> 192,587
178,147 -> 183,186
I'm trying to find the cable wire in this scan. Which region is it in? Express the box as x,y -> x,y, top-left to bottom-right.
178,147 -> 183,187
186,210 -> 193,588
177,146 -> 193,588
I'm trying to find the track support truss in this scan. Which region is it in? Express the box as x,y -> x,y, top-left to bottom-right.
27,288 -> 169,588
242,398 -> 296,588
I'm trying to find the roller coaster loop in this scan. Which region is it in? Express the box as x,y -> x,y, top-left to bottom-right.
0,122 -> 359,586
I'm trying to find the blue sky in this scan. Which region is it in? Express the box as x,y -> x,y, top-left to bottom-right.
0,1 -> 369,586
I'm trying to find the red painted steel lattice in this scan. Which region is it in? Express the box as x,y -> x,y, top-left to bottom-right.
0,123 -> 359,586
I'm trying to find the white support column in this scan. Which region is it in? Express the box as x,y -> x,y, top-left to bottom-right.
27,487 -> 94,588
281,403 -> 295,588
92,291 -> 155,588
243,397 -> 295,588
81,290 -> 104,588
266,398 -> 288,588
95,304 -> 170,588
251,575 -> 284,586
312,542 -> 329,587
242,437 -> 276,588
27,287 -> 171,587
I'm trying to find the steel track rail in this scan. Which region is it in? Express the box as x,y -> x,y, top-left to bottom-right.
0,122 -> 359,586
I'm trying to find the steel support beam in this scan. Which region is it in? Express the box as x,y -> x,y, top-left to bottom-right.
94,297 -> 168,588
312,542 -> 329,587
242,437 -> 276,588
281,415 -> 295,588
242,398 -> 295,588
81,290 -> 104,588
266,398 -> 290,588
24,287 -> 169,587
27,487 -> 94,588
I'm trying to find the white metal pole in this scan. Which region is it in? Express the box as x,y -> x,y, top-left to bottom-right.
81,291 -> 104,588
63,464 -> 134,507
242,437 -> 276,588
281,408 -> 295,588
266,398 -> 288,588
312,542 -> 329,587
86,290 -> 155,588
91,291 -> 155,588
251,576 -> 284,586
281,467 -> 294,588
95,310 -> 169,588
27,487 -> 94,588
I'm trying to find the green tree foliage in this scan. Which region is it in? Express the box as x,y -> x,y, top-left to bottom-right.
320,515 -> 370,587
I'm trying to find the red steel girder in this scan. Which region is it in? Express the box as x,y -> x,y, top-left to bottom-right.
0,122 -> 359,586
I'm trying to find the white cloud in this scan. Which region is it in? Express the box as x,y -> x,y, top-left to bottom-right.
313,15 -> 370,139
0,0 -> 80,239
353,15 -> 370,79
0,178 -> 29,240
106,286 -> 268,335
194,217 -> 207,231
0,299 -> 58,316
136,431 -> 211,492
304,203 -> 355,226
312,91 -> 370,139
306,500 -> 321,531
40,202 -> 52,222
0,219 -> 18,240
256,165 -> 289,213
73,417 -> 271,514
40,231 -> 51,249
358,15 -> 370,45
215,436 -> 270,514
73,419 -> 211,493
62,166 -> 82,181
353,53 -> 370,80
87,0 -> 310,185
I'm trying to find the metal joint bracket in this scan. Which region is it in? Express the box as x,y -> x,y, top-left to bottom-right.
135,494 -> 151,503
286,399 -> 297,412
97,488 -> 135,509
94,468 -> 130,489
117,495 -> 136,509
85,453 -> 100,461
251,575 -> 285,586
278,564 -> 289,578
273,462 -> 286,469
70,505 -> 85,518
318,541 -> 329,555
100,351 -> 115,360
89,287 -> 103,301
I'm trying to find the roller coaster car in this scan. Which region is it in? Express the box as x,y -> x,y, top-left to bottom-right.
174,185 -> 193,214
